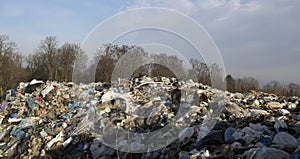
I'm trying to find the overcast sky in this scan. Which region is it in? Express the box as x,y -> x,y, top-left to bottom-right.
0,0 -> 299,85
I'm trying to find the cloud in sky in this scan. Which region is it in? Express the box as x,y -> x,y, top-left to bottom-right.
0,0 -> 299,84
125,0 -> 300,84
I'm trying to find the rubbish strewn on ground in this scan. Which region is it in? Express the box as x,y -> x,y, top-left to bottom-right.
0,76 -> 299,159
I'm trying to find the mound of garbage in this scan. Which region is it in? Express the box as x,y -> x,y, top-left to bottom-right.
0,76 -> 300,159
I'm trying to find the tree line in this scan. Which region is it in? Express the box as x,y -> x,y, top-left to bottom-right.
0,34 -> 299,98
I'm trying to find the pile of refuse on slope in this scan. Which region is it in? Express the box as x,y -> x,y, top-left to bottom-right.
0,76 -> 300,159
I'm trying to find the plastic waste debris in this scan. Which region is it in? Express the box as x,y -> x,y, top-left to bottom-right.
242,148 -> 289,159
0,101 -> 10,110
267,101 -> 285,109
273,132 -> 298,153
41,83 -> 54,97
178,127 -> 194,142
63,136 -> 73,147
274,119 -> 288,132
224,127 -> 236,143
24,79 -> 43,93
0,76 -> 298,158
46,131 -> 64,150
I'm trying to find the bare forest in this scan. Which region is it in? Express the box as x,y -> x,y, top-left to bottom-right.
0,35 -> 299,100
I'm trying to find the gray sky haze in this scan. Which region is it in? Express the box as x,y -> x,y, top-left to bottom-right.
0,0 -> 299,84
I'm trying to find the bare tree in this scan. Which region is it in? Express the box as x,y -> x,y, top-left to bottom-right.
27,51 -> 48,81
0,35 -> 28,96
57,43 -> 86,82
72,48 -> 88,83
285,82 -> 300,96
0,35 -> 298,100
262,81 -> 285,95
188,59 -> 211,85
29,36 -> 58,81
95,44 -> 118,82
151,53 -> 184,79
226,75 -> 236,92
235,77 -> 259,92
28,37 -> 88,83
209,63 -> 226,90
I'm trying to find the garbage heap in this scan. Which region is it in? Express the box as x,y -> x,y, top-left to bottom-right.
0,76 -> 300,159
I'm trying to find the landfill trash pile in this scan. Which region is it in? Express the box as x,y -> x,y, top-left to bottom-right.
0,76 -> 300,159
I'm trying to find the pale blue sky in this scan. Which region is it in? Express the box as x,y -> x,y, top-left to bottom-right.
1,0 -> 300,84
